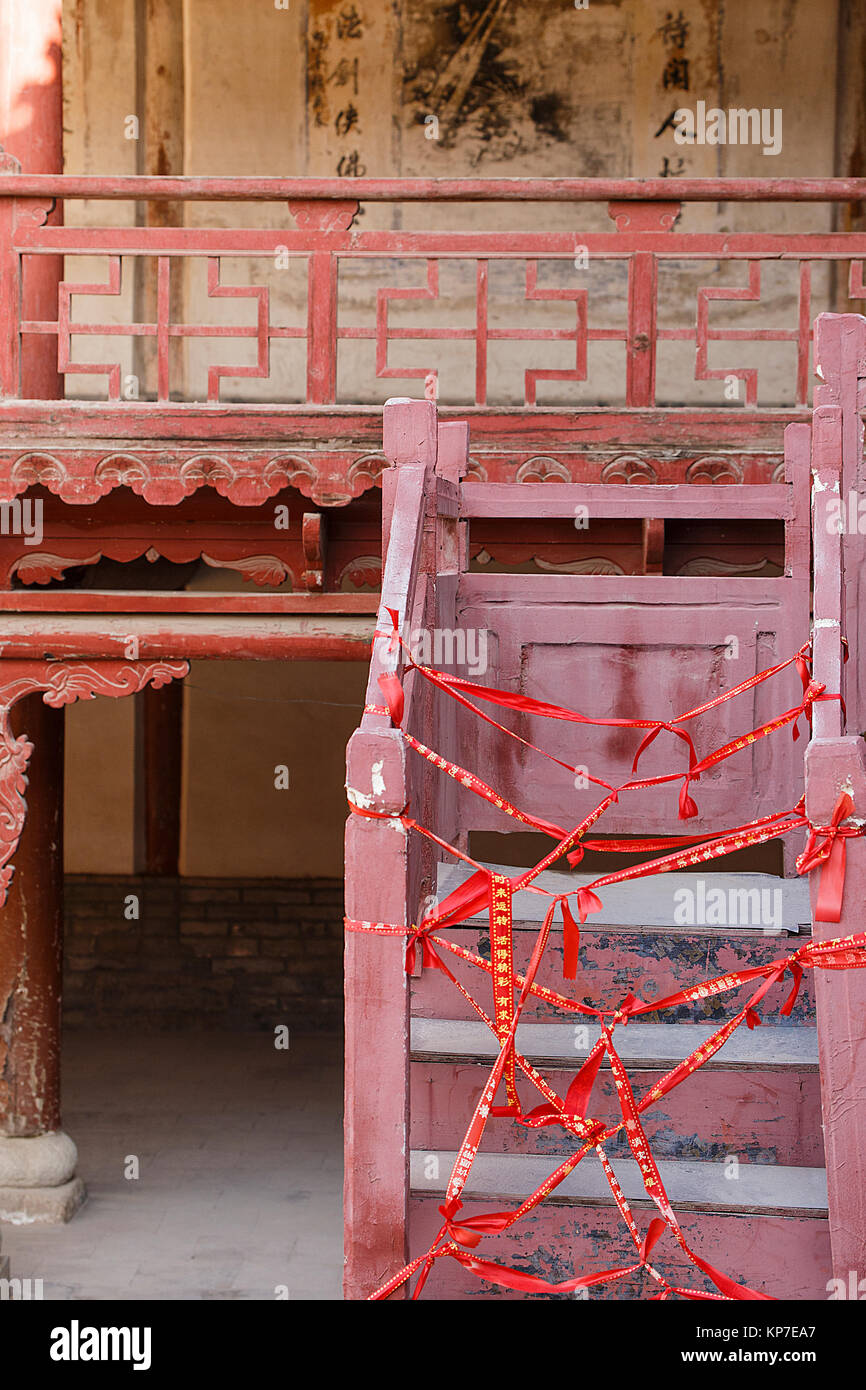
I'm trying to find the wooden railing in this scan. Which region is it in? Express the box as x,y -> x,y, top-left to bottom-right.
3,172 -> 866,414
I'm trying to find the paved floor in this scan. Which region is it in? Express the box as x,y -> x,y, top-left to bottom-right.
0,1031 -> 343,1301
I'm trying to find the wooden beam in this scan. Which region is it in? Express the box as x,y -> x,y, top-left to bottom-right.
0,612 -> 375,660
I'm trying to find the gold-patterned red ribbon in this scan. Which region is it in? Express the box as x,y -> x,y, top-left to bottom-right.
489,872 -> 520,1115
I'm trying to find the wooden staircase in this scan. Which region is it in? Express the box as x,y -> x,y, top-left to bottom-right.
344,319 -> 866,1300
408,864 -> 827,1299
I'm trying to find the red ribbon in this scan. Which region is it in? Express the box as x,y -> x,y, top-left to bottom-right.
560,897 -> 581,978
796,791 -> 860,922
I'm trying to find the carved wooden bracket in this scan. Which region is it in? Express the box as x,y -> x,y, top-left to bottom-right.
0,659 -> 188,905
606,200 -> 682,232
301,512 -> 326,590
288,199 -> 359,232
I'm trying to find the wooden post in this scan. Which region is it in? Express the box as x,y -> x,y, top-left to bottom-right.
0,0 -> 84,1222
134,681 -> 183,875
806,312 -> 866,1285
804,737 -> 866,1286
0,697 -> 63,1137
0,0 -> 63,398
343,399 -> 436,1298
344,730 -> 411,1299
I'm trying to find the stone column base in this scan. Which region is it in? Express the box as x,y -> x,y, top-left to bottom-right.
0,1177 -> 86,1225
0,1132 -> 86,1224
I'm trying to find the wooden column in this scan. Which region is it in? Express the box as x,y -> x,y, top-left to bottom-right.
0,2 -> 79,1223
0,0 -> 64,398
134,681 -> 183,875
0,0 -> 64,1127
0,697 -> 63,1137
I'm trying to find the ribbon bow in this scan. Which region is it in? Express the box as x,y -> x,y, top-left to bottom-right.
796,791 -> 861,922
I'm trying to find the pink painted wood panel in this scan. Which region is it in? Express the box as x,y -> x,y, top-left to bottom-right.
410,928 -> 817,1026
410,1198 -> 831,1300
454,574 -> 809,836
410,1063 -> 823,1167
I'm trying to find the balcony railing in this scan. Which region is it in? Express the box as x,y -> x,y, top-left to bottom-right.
2,174 -> 866,413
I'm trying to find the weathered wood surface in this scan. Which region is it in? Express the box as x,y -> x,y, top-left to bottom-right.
0,613 -> 374,659
462,483 -> 795,519
410,927 -> 818,1027
410,1062 -> 823,1166
3,176 -> 866,201
343,399 -> 443,1299
410,1197 -> 830,1300
803,313 -> 866,1289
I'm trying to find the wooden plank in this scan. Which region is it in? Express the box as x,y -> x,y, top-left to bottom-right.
0,403 -> 807,443
410,1061 -> 824,1166
461,483 -> 793,520
344,397 -> 440,1299
436,863 -> 810,931
0,592 -> 380,614
410,1197 -> 830,1299
459,573 -> 799,604
0,613 -> 375,660
411,925 -> 818,1027
410,1151 -> 828,1215
410,1019 -> 819,1070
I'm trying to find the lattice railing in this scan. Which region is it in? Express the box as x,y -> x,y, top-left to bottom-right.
3,175 -> 866,411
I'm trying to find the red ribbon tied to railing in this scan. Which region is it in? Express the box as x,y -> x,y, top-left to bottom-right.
796,791 -> 860,922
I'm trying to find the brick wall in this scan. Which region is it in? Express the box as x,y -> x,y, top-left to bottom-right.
63,876 -> 344,1031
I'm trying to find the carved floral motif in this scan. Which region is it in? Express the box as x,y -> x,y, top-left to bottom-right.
601,455 -> 659,484
1,450 -> 382,509
534,556 -> 625,575
515,456 -> 571,484
685,456 -> 745,484
338,555 -> 383,590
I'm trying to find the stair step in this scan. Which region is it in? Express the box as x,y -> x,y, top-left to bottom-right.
410,1151 -> 828,1216
437,862 -> 810,934
411,1018 -> 818,1069
412,927 -> 817,1026
409,1196 -> 830,1298
411,1060 -> 823,1165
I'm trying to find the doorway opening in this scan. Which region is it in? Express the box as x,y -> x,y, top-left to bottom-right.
3,658 -> 367,1301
